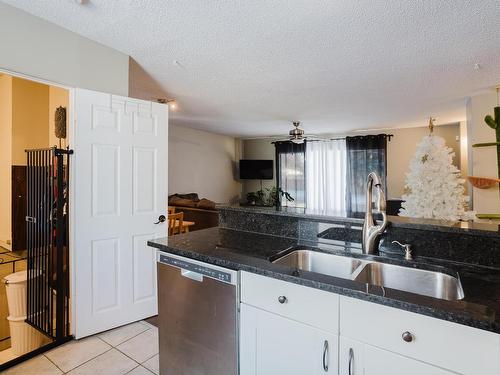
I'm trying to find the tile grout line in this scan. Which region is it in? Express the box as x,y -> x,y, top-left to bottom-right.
61,346 -> 116,374
50,336 -> 118,374
141,351 -> 159,366
43,353 -> 66,374
104,326 -> 153,349
67,329 -> 158,374
125,364 -> 154,375
113,327 -> 158,364
111,330 -> 158,369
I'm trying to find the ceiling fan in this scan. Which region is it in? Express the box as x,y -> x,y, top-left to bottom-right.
278,121 -> 324,144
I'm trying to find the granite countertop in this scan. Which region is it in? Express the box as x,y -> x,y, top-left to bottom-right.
218,205 -> 500,237
148,227 -> 500,334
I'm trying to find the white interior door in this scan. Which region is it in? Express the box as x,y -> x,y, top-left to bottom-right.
72,88 -> 168,338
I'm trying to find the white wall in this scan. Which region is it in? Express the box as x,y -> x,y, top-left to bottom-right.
168,125 -> 241,203
466,92 -> 500,216
0,2 -> 129,95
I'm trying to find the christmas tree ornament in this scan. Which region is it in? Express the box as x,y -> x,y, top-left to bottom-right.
399,118 -> 473,221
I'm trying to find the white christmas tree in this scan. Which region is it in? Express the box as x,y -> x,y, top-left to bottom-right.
399,125 -> 472,221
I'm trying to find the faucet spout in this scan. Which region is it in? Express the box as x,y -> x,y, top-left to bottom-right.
362,172 -> 388,254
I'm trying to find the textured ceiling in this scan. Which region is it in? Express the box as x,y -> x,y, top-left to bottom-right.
4,1 -> 500,137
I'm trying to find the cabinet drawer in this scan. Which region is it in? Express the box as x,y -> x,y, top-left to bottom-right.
340,296 -> 500,375
240,271 -> 339,333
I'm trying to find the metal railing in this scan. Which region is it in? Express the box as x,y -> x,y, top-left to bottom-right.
25,147 -> 73,341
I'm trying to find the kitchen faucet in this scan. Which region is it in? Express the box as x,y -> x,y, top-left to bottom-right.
362,172 -> 388,254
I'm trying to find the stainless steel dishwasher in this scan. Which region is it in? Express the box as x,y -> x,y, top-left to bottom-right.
157,252 -> 238,375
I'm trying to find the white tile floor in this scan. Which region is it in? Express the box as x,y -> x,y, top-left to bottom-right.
3,321 -> 159,375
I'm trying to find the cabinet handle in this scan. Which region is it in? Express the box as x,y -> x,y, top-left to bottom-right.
278,295 -> 287,304
402,331 -> 413,342
348,348 -> 354,375
322,340 -> 329,372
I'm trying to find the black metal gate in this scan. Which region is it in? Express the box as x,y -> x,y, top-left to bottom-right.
25,147 -> 73,341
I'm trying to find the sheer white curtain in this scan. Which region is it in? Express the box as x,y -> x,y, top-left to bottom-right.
306,139 -> 347,212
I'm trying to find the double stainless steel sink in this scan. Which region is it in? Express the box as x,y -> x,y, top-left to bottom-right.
273,249 -> 464,301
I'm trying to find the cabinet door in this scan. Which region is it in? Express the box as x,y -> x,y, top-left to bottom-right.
240,303 -> 338,375
364,345 -> 456,375
339,337 -> 364,375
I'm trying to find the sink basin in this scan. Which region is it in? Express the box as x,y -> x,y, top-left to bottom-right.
354,262 -> 464,301
272,249 -> 465,301
273,250 -> 364,279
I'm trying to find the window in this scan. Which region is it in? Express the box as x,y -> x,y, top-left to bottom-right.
305,140 -> 347,213
346,135 -> 388,214
275,142 -> 305,208
275,135 -> 388,213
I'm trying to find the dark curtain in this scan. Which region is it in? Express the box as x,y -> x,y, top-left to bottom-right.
275,141 -> 306,208
346,134 -> 388,214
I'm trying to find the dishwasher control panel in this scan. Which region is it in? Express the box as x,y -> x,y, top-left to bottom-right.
158,253 -> 233,283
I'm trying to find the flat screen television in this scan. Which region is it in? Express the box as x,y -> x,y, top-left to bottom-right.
239,160 -> 273,180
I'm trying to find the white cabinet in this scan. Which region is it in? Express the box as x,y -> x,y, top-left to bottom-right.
339,337 -> 455,375
240,271 -> 339,333
339,337 -> 363,375
339,296 -> 500,375
239,272 -> 500,375
363,345 -> 456,375
240,303 -> 338,375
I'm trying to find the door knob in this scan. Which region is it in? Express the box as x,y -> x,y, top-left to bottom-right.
154,215 -> 166,224
402,331 -> 413,342
278,295 -> 287,304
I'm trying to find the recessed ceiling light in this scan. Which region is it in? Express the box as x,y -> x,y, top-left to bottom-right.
167,100 -> 177,110
157,99 -> 178,110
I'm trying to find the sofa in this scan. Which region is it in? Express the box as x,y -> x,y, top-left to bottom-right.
168,193 -> 219,231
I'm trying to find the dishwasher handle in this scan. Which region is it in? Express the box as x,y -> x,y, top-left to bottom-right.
158,252 -> 237,285
181,269 -> 204,282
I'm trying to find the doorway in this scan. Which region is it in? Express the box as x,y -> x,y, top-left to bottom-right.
0,73 -> 72,369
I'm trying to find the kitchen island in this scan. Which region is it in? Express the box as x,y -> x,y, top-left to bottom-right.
149,206 -> 500,375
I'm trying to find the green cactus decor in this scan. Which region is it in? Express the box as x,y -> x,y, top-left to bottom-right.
484,102 -> 500,195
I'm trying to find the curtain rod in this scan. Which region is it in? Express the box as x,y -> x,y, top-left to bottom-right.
272,134 -> 394,144
328,134 -> 394,141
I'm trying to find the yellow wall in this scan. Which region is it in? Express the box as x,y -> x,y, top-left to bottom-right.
48,86 -> 70,148
0,75 -> 68,247
0,75 -> 12,247
386,123 -> 461,198
11,77 -> 49,165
